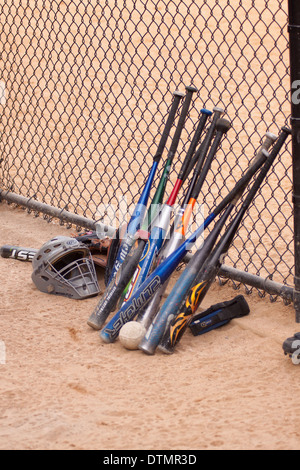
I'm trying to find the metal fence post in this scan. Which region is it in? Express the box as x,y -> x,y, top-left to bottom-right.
288,0 -> 300,323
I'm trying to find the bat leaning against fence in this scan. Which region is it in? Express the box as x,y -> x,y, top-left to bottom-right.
104,92 -> 202,288
87,86 -> 197,330
134,115 -> 232,328
98,130 -> 279,344
87,97 -> 211,331
143,86 -> 199,230
155,126 -> 292,355
88,107 -> 226,331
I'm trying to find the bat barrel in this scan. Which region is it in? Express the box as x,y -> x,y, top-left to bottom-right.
0,245 -> 37,261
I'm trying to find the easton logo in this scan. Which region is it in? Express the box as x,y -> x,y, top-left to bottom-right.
105,275 -> 162,340
112,242 -> 133,275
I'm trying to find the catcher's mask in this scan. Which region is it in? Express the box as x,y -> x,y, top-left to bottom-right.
31,236 -> 100,299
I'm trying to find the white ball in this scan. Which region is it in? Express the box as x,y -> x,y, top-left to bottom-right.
119,321 -> 146,350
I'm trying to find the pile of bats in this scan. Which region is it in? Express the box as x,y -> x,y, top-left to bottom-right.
86,86 -> 291,354
0,86 -> 291,355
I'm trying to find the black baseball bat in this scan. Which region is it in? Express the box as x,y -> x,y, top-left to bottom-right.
0,245 -> 37,261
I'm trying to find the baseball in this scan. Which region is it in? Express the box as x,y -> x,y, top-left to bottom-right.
119,321 -> 146,350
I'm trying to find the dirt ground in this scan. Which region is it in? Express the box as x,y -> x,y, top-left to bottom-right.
0,0 -> 298,453
0,202 -> 299,451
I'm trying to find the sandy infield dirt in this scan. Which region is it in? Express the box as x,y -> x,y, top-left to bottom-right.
0,203 -> 299,451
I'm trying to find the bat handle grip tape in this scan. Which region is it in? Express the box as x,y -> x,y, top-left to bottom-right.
153,90 -> 184,162
167,86 -> 198,158
190,106 -> 225,168
178,108 -> 213,182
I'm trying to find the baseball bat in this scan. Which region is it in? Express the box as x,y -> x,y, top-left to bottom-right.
157,126 -> 292,354
164,105 -> 224,208
181,104 -> 224,184
121,110 -> 223,306
158,105 -> 225,250
0,245 -> 38,261
99,139 -> 273,343
136,131 -> 278,331
87,87 -> 197,330
144,104 -> 215,228
164,115 -> 231,247
144,86 -> 198,227
106,89 -> 185,285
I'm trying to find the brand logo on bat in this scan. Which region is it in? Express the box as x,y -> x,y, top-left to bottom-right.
9,249 -> 36,261
104,275 -> 162,339
113,241 -> 133,274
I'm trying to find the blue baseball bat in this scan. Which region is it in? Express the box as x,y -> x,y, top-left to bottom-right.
107,89 -> 185,285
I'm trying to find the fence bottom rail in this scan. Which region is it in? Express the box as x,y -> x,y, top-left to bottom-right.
0,189 -> 295,308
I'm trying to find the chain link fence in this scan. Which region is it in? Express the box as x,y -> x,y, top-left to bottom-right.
0,0 -> 294,300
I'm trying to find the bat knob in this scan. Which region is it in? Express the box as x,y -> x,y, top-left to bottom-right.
281,126 -> 292,135
213,106 -> 225,115
200,108 -> 213,116
173,90 -> 185,98
216,118 -> 232,134
185,85 -> 198,94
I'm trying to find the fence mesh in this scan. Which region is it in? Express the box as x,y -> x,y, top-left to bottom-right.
0,0 -> 294,295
